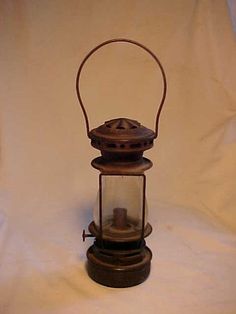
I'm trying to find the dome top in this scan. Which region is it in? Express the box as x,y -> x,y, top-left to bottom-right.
89,118 -> 155,159
105,118 -> 140,130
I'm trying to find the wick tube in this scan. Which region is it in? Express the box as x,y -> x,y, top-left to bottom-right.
112,208 -> 128,229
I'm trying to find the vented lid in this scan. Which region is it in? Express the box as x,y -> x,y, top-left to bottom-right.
89,118 -> 155,154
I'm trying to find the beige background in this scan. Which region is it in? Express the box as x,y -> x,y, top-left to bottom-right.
1,1 -> 236,314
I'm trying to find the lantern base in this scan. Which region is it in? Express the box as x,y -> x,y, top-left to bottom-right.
86,244 -> 152,288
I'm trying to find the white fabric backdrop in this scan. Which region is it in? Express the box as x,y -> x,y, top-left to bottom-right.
1,1 -> 236,313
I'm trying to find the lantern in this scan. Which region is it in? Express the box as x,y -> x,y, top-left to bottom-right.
76,39 -> 167,288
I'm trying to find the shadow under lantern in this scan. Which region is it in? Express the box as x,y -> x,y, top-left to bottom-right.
76,39 -> 167,288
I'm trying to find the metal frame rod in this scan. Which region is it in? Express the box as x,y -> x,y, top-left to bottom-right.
76,38 -> 167,138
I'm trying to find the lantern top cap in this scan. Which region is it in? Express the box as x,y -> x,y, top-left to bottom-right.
89,117 -> 155,154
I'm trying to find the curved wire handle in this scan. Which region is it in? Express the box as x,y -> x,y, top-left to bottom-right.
76,38 -> 167,139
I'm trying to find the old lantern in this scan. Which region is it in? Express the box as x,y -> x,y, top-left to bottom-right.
76,39 -> 167,288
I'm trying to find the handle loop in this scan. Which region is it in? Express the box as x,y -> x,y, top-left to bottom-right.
76,38 -> 167,138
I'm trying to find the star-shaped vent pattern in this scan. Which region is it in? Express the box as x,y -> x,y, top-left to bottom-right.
105,118 -> 140,130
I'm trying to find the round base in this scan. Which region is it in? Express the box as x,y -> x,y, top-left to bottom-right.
86,245 -> 152,288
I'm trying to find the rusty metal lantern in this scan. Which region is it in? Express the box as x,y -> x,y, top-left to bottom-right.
76,39 -> 167,288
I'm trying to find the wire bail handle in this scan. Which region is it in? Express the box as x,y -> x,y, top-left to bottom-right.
76,38 -> 167,139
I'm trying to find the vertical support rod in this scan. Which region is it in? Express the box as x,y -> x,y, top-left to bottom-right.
141,174 -> 146,241
99,174 -> 103,244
